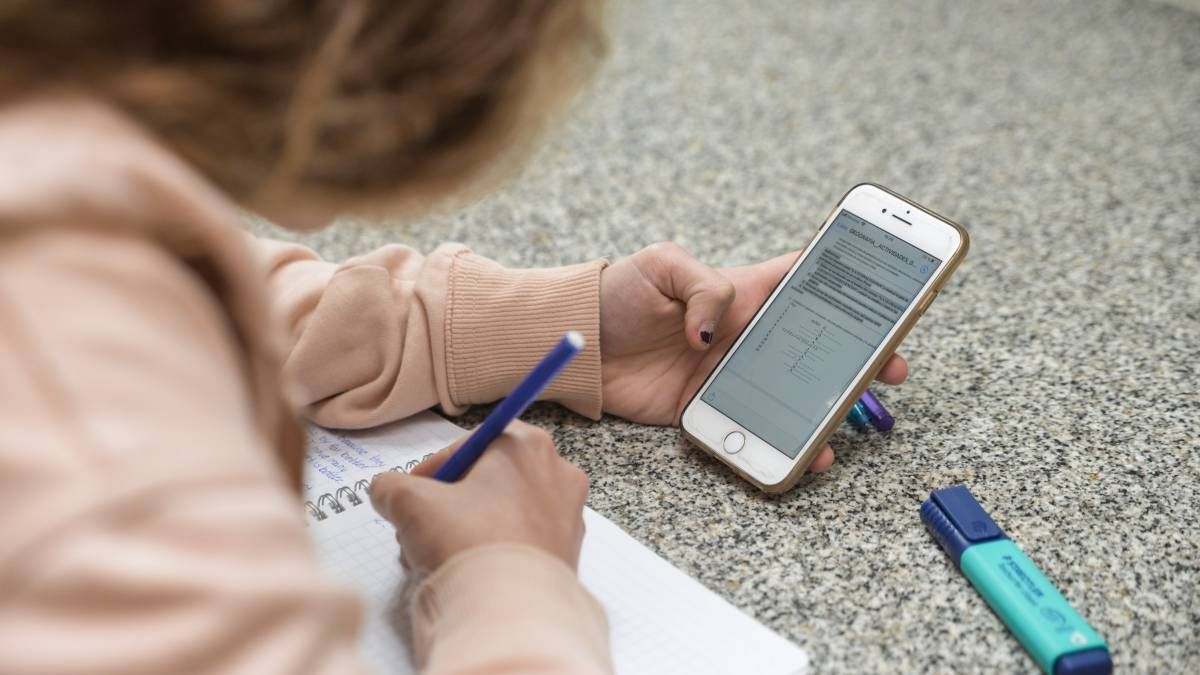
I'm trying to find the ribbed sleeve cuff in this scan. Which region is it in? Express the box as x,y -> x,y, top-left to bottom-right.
445,253 -> 607,419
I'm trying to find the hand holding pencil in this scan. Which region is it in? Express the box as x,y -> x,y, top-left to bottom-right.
369,419 -> 590,575
369,333 -> 590,575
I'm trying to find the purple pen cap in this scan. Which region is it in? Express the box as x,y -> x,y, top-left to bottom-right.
859,390 -> 895,432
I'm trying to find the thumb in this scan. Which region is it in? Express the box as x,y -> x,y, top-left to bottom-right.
369,470 -> 434,526
752,251 -> 802,296
648,243 -> 735,350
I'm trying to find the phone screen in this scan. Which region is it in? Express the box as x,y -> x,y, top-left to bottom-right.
700,209 -> 942,458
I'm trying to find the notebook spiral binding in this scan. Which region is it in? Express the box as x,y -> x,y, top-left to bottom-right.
304,452 -> 436,522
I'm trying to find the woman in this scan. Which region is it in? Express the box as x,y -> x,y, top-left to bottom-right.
0,1 -> 908,673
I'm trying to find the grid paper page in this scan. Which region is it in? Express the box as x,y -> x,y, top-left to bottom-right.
306,414 -> 808,675
312,505 -> 415,674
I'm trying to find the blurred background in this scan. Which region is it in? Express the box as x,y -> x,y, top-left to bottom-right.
252,1 -> 1198,671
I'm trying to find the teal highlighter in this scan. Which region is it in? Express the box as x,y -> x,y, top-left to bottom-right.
846,401 -> 871,429
920,485 -> 1112,674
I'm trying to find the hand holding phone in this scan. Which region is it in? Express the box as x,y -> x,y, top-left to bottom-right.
682,184 -> 969,492
598,242 -> 910,475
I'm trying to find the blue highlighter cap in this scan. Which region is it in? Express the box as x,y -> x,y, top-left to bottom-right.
1055,648 -> 1114,675
920,484 -> 1006,564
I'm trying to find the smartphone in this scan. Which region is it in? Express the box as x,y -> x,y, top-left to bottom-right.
681,184 -> 969,493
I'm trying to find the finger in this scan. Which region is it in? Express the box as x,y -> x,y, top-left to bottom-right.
875,354 -> 908,385
751,250 -> 801,284
368,471 -> 430,524
469,422 -> 558,480
646,243 -> 735,350
807,445 -> 835,473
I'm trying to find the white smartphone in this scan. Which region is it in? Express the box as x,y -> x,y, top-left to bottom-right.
681,184 -> 969,493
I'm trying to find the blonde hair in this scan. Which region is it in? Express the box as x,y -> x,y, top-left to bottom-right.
0,0 -> 606,214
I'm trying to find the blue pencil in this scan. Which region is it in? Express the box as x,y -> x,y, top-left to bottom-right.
433,331 -> 585,482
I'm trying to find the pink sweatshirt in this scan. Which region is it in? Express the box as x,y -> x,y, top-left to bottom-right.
0,96 -> 612,673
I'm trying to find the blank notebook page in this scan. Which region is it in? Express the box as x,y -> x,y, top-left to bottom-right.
307,415 -> 808,675
579,509 -> 808,674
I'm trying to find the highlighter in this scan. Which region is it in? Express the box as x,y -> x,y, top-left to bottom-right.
858,389 -> 894,432
920,485 -> 1112,675
846,401 -> 871,429
845,389 -> 893,432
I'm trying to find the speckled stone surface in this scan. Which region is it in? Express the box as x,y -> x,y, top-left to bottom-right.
249,1 -> 1200,671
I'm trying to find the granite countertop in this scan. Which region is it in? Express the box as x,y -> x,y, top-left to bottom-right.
251,0 -> 1199,671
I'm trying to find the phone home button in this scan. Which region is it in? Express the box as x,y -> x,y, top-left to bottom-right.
722,431 -> 746,454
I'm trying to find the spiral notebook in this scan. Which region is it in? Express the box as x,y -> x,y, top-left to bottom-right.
305,411 -> 809,675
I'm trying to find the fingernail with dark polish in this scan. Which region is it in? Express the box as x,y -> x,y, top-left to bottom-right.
700,330 -> 713,344
699,321 -> 716,345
